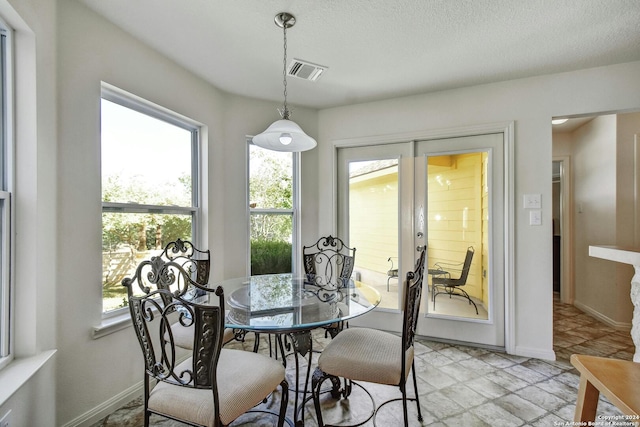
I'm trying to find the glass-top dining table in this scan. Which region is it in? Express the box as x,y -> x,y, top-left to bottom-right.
221,274 -> 380,331
203,273 -> 381,426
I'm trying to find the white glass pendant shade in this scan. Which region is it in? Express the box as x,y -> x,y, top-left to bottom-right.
252,119 -> 317,152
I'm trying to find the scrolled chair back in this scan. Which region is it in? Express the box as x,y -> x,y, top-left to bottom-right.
125,285 -> 225,390
402,246 -> 427,352
303,235 -> 356,289
121,239 -> 210,306
162,238 -> 211,286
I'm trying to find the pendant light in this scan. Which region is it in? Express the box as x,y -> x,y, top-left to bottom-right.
252,12 -> 317,152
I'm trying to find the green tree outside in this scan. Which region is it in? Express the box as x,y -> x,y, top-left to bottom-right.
102,173 -> 192,311
249,146 -> 293,274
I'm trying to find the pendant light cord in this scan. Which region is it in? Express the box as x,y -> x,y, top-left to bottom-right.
281,22 -> 290,120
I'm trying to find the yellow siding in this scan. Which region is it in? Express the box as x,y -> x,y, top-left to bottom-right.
349,167 -> 398,274
427,153 -> 484,300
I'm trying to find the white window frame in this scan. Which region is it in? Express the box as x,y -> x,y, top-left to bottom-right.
247,138 -> 301,275
100,83 -> 201,319
0,15 -> 14,371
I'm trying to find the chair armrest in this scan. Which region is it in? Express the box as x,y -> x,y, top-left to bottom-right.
434,260 -> 463,269
428,267 -> 450,278
433,261 -> 465,274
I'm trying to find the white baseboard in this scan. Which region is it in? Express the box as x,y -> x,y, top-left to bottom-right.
61,382 -> 143,427
573,300 -> 632,332
63,352 -> 191,427
514,345 -> 556,361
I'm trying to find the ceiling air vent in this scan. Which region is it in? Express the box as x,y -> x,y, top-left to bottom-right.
287,59 -> 327,82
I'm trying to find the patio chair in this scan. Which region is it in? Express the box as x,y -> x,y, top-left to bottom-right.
311,246 -> 426,427
123,278 -> 288,427
387,256 -> 399,291
431,246 -> 478,315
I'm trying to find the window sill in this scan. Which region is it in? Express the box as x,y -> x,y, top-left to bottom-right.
92,313 -> 131,339
0,349 -> 56,406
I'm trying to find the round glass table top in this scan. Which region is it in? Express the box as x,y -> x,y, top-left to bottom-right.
213,274 -> 381,332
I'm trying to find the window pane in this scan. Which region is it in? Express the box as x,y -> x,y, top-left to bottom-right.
101,99 -> 193,206
0,198 -> 7,357
250,213 -> 292,275
249,145 -> 292,209
0,33 -> 5,190
102,211 -> 193,312
249,143 -> 295,276
101,91 -> 199,315
0,27 -> 9,362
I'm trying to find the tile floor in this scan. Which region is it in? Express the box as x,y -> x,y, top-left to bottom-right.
93,295 -> 636,426
552,295 -> 635,363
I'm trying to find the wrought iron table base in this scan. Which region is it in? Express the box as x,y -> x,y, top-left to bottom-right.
274,330 -> 315,427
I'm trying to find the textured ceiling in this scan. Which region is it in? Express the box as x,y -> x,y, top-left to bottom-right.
79,0 -> 640,109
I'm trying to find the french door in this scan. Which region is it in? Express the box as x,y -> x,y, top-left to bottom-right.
337,131 -> 509,348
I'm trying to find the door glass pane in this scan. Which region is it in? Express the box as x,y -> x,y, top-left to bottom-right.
348,159 -> 399,309
427,152 -> 489,320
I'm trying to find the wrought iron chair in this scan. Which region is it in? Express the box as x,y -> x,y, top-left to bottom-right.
431,246 -> 477,314
301,235 -> 356,339
386,256 -> 399,291
311,247 -> 426,427
303,235 -> 356,289
123,259 -> 289,427
129,239 -> 235,348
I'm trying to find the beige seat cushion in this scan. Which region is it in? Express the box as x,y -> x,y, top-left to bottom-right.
169,322 -> 235,349
318,327 -> 414,386
148,348 -> 285,426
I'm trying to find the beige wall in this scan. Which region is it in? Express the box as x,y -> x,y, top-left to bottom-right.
616,113 -> 640,319
573,116 -> 621,321
552,112 -> 640,328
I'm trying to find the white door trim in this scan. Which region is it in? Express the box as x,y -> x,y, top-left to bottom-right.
553,155 -> 573,305
331,121 -> 515,354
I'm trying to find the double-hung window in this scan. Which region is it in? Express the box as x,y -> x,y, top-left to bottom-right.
0,17 -> 13,369
101,85 -> 200,315
248,141 -> 299,275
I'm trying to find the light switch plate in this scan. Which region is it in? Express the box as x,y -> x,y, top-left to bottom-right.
529,210 -> 542,226
523,194 -> 541,209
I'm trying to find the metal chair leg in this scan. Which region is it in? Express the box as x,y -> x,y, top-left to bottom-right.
401,384 -> 409,427
412,366 -> 423,421
311,368 -> 327,427
277,379 -> 289,427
